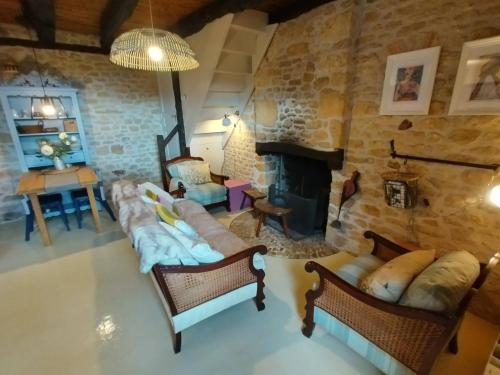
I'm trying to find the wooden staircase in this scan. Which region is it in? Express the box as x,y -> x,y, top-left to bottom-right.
180,10 -> 277,146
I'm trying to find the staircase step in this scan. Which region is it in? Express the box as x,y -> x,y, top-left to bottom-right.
200,106 -> 237,121
210,73 -> 247,92
216,52 -> 252,75
230,23 -> 265,35
224,30 -> 257,55
222,47 -> 254,56
205,91 -> 241,107
232,10 -> 269,31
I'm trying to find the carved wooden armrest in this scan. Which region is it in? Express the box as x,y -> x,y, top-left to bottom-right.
169,189 -> 184,199
172,181 -> 186,198
303,261 -> 456,375
210,171 -> 229,185
364,230 -> 412,261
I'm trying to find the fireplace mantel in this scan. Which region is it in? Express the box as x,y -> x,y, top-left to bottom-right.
255,142 -> 344,170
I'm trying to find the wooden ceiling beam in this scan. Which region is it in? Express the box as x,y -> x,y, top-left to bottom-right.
21,0 -> 55,44
171,0 -> 266,37
100,0 -> 140,50
0,37 -> 107,55
268,0 -> 333,24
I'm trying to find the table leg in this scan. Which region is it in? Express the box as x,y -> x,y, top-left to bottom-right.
282,216 -> 290,238
256,212 -> 266,237
28,193 -> 51,246
86,185 -> 102,233
240,194 -> 247,210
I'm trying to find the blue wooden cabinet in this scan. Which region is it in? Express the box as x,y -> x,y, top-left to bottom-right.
0,86 -> 90,171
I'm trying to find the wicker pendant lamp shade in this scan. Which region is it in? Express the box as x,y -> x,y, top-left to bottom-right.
110,28 -> 199,71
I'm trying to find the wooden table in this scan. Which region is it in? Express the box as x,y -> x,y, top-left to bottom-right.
254,199 -> 292,238
240,188 -> 267,209
16,166 -> 101,246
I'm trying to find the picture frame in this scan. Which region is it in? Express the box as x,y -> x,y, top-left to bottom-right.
379,46 -> 441,115
449,35 -> 500,115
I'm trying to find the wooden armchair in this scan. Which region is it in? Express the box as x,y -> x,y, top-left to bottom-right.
163,155 -> 229,210
302,231 -> 499,375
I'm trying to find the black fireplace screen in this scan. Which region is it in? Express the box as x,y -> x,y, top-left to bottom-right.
268,154 -> 332,237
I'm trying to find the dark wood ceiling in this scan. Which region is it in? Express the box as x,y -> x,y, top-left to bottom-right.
0,0 -> 331,53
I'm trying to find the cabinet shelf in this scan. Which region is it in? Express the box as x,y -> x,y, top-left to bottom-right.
18,131 -> 79,137
14,117 -> 77,121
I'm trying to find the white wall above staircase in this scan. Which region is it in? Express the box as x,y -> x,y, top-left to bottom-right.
181,9 -> 277,142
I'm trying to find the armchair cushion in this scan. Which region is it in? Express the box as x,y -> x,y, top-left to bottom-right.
334,254 -> 385,287
360,249 -> 435,302
185,182 -> 227,206
177,162 -> 212,185
400,250 -> 480,313
167,159 -> 203,178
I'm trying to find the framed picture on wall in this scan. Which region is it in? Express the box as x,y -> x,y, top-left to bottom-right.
449,35 -> 500,115
379,46 -> 441,115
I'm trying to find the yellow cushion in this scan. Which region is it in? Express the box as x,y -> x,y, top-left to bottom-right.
156,204 -> 179,226
145,189 -> 158,202
360,249 -> 435,302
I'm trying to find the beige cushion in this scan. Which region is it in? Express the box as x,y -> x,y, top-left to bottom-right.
399,250 -> 480,313
360,249 -> 435,302
177,162 -> 212,185
335,254 -> 386,287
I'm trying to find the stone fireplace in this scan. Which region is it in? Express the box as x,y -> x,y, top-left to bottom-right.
256,142 -> 343,238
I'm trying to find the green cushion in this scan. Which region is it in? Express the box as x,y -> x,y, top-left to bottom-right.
399,250 -> 480,313
185,183 -> 227,206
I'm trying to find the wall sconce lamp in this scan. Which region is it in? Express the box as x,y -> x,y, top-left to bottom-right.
222,114 -> 232,127
222,111 -> 240,150
488,171 -> 500,207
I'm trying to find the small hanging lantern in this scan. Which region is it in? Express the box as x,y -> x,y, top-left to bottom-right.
31,96 -> 65,119
382,171 -> 418,208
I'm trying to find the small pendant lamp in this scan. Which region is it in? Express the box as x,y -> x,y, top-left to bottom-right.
110,0 -> 199,72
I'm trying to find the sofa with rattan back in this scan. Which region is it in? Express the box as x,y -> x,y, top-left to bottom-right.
302,230 -> 499,375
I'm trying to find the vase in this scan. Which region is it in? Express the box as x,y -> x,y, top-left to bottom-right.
53,156 -> 65,170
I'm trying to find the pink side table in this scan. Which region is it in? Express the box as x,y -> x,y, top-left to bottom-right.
224,179 -> 252,212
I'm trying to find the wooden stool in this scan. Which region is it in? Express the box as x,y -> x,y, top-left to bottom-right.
254,199 -> 292,238
240,188 -> 267,209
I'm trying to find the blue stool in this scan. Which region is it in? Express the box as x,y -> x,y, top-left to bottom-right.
70,187 -> 116,229
25,193 -> 70,241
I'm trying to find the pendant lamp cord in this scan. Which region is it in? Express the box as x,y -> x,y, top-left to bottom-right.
148,0 -> 156,38
23,25 -> 48,96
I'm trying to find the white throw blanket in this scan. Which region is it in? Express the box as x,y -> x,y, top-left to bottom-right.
132,224 -> 199,273
159,222 -> 224,264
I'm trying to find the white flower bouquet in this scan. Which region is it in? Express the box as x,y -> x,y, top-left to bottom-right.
39,132 -> 77,159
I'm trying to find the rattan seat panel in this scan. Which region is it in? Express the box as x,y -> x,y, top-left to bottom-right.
316,282 -> 445,373
160,258 -> 256,313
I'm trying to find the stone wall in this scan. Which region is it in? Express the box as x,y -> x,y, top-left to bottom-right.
224,0 -> 500,323
224,0 -> 359,190
0,24 -> 163,222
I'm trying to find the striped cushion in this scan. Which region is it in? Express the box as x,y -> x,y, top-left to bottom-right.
335,254 -> 385,287
314,307 -> 415,375
185,182 -> 227,206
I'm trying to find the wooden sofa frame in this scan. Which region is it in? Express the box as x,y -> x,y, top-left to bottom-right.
163,155 -> 230,211
151,244 -> 267,353
302,230 -> 499,375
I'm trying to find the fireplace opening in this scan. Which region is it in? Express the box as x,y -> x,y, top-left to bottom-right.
268,153 -> 332,238
255,142 -> 344,239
